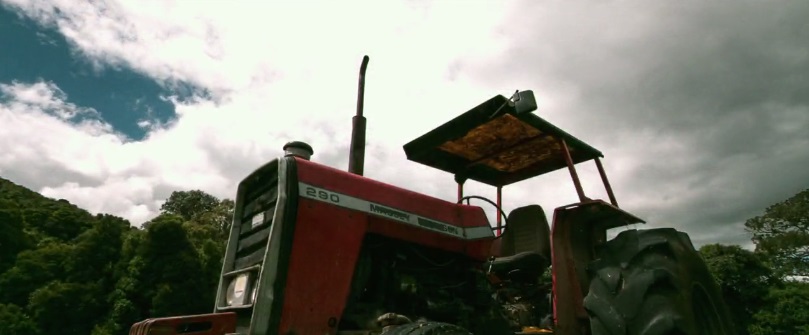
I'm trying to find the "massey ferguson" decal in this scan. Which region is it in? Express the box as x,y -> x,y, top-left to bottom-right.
298,182 -> 492,240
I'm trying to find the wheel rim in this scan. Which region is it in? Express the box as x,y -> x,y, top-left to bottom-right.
691,284 -> 725,335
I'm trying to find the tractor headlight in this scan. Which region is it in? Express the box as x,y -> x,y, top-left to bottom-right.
226,273 -> 250,306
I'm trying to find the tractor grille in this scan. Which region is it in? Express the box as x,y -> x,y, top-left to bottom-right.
233,173 -> 279,270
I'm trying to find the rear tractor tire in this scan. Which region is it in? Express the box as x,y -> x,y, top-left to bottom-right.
583,228 -> 734,335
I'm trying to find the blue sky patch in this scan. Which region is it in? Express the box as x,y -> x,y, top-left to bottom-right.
0,7 -> 209,140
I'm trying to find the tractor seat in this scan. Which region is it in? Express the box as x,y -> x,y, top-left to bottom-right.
489,251 -> 547,279
490,205 -> 552,279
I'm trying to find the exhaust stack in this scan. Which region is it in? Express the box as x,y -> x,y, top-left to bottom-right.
348,55 -> 370,176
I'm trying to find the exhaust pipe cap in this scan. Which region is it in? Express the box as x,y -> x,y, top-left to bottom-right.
283,141 -> 314,160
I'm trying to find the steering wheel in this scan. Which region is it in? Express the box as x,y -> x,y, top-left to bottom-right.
457,195 -> 508,233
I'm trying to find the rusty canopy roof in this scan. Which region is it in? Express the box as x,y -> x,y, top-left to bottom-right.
403,93 -> 603,187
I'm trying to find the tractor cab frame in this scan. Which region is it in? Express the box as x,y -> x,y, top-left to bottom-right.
403,90 -> 644,334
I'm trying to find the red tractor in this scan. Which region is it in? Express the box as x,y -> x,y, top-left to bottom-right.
130,56 -> 734,335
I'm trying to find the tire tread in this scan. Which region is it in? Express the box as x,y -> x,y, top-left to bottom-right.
583,228 -> 733,335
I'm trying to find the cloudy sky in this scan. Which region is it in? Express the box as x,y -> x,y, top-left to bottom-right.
1,0 -> 807,249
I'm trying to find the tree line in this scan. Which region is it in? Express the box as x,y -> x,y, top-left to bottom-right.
0,178 -> 232,335
699,188 -> 809,335
0,177 -> 806,334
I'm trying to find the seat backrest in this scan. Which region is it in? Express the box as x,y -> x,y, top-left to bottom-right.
499,204 -> 551,261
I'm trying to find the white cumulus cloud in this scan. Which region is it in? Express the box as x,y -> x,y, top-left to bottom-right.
2,0 -> 806,251
0,0 -> 536,228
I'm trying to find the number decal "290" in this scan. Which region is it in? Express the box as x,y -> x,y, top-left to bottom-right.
305,186 -> 341,204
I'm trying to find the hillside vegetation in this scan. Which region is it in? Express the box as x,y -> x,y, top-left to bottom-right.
0,177 -> 806,334
0,178 -> 232,335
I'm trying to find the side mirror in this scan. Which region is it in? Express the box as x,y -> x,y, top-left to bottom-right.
511,90 -> 537,114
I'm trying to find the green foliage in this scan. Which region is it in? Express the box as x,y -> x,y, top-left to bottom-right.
90,320 -> 120,335
0,241 -> 72,306
745,188 -> 809,277
67,214 -> 128,285
28,281 -> 105,335
749,281 -> 809,335
200,198 -> 235,239
160,190 -> 220,221
0,207 -> 31,273
0,178 -> 233,335
0,303 -> 39,335
699,244 -> 781,335
162,190 -> 234,240
40,207 -> 93,241
136,214 -> 211,317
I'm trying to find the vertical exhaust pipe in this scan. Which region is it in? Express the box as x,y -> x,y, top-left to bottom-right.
349,55 -> 370,175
